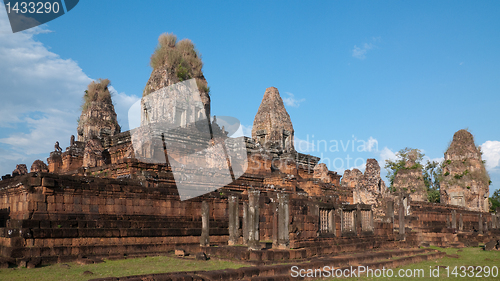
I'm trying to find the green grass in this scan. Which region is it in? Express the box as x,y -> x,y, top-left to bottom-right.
315,246 -> 500,281
0,254 -> 247,281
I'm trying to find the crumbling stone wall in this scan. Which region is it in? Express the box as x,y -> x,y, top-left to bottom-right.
342,159 -> 388,219
313,163 -> 340,184
440,129 -> 490,212
12,164 -> 28,177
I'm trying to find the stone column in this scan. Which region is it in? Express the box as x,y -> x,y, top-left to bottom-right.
200,201 -> 210,247
277,193 -> 290,249
356,205 -> 362,236
451,210 -> 457,229
386,200 -> 394,223
492,213 -> 497,229
248,190 -> 260,250
478,214 -> 483,234
370,209 -> 374,232
328,209 -> 336,236
272,201 -> 278,248
459,213 -> 463,231
242,202 -> 249,245
228,195 -> 239,246
399,198 -> 405,238
340,209 -> 344,234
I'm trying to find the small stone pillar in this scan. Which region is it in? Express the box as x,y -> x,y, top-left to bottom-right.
200,201 -> 210,247
356,205 -> 362,236
272,201 -> 278,248
459,213 -> 463,231
386,200 -> 394,223
228,195 -> 239,245
242,202 -> 249,245
451,210 -> 457,229
399,198 -> 405,238
329,209 -> 336,236
492,213 -> 497,229
478,214 -> 483,234
248,190 -> 260,250
370,209 -> 374,231
277,193 -> 290,249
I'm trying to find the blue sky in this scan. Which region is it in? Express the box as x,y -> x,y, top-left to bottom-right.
0,1 -> 499,194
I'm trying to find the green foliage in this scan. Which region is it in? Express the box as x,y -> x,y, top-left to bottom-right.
384,147 -> 424,189
176,63 -> 190,81
385,148 -> 444,202
490,189 -> 500,212
423,160 -> 442,190
147,33 -> 208,97
427,189 -> 440,203
454,169 -> 469,179
423,160 -> 442,203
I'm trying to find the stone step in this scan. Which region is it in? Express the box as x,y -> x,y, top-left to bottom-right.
88,248 -> 445,281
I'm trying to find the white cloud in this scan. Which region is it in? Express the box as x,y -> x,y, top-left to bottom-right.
0,13 -> 139,176
282,92 -> 305,108
352,43 -> 374,60
294,136 -> 314,153
378,147 -> 397,164
109,86 -> 141,131
0,109 -> 76,155
364,136 -> 379,152
481,140 -> 500,171
232,124 -> 253,138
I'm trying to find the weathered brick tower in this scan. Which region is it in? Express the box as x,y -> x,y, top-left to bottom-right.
440,129 -> 490,212
252,87 -> 294,154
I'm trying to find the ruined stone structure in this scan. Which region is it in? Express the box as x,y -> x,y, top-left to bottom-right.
11,164 -> 28,177
144,33 -> 210,118
0,35 -> 498,272
342,159 -> 388,219
77,79 -> 120,143
393,150 -> 428,202
252,87 -> 294,154
30,160 -> 48,173
440,129 -> 490,212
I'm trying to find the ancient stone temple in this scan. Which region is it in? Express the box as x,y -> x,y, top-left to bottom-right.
440,129 -> 490,212
393,149 -> 428,202
252,87 -> 294,154
1,34 -> 498,273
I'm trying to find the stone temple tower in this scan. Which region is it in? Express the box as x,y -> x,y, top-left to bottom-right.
440,129 -> 490,212
143,33 -> 211,119
252,87 -> 294,154
77,79 -> 120,143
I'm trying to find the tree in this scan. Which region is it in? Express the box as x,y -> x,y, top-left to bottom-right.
423,160 -> 443,203
385,147 -> 443,202
384,147 -> 424,191
490,189 -> 500,213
